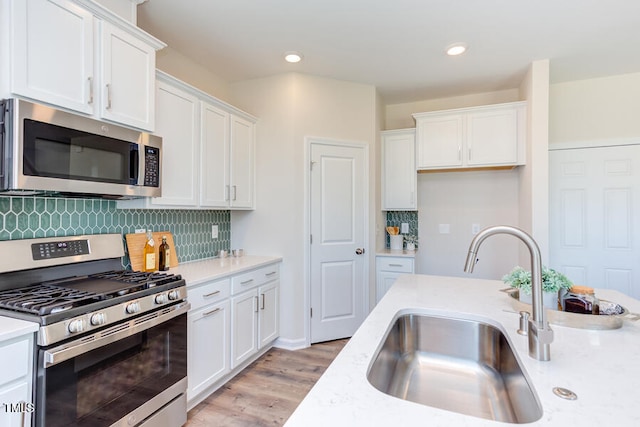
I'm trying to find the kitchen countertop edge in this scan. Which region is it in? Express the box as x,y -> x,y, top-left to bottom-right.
171,255 -> 283,287
0,317 -> 39,342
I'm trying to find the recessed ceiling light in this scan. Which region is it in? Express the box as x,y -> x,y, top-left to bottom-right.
446,43 -> 467,56
284,51 -> 303,63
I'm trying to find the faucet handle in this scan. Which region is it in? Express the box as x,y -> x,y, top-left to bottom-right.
517,311 -> 530,336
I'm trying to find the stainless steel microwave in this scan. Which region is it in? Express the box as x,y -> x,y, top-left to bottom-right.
0,98 -> 162,199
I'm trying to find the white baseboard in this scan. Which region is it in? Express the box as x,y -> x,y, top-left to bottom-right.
273,336 -> 308,351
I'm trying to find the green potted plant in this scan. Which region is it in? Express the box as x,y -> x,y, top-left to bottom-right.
403,234 -> 418,251
502,266 -> 573,310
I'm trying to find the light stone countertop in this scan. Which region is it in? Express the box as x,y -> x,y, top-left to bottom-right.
376,248 -> 417,258
0,316 -> 38,342
285,274 -> 640,426
170,255 -> 283,287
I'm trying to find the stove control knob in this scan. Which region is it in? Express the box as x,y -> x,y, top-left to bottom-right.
126,302 -> 141,314
68,319 -> 86,334
90,312 -> 107,326
168,290 -> 180,301
154,293 -> 167,305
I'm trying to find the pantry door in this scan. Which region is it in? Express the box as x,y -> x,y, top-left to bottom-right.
309,140 -> 368,343
549,144 -> 640,299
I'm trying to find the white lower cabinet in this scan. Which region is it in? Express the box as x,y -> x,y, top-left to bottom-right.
0,333 -> 34,427
187,300 -> 230,402
231,266 -> 280,368
375,256 -> 415,303
186,261 -> 280,407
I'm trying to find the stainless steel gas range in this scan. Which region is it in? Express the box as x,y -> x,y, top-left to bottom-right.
0,234 -> 189,427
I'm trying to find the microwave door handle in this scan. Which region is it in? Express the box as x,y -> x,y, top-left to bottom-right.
130,145 -> 140,184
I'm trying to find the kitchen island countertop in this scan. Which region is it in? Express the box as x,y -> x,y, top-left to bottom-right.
171,255 -> 282,287
285,274 -> 640,426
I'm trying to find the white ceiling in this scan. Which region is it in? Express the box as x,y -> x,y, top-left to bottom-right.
137,0 -> 640,104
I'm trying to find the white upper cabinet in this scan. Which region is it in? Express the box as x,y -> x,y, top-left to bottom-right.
151,79 -> 199,207
381,129 -> 417,211
7,0 -> 164,131
99,20 -> 157,130
118,71 -> 257,210
200,102 -> 231,207
200,109 -> 255,209
10,0 -> 95,114
229,115 -> 255,209
413,101 -> 526,170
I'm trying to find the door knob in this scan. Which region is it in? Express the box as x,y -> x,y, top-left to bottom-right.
355,248 -> 365,255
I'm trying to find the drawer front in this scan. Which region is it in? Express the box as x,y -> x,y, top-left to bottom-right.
0,337 -> 30,385
188,278 -> 231,311
376,257 -> 414,273
232,264 -> 280,295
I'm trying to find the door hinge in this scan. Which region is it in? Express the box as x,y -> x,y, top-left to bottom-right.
310,234 -> 313,244
310,307 -> 313,318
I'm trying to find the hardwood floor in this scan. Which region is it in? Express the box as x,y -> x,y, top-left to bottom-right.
185,339 -> 348,426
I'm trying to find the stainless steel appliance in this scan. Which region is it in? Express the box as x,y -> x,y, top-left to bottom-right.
0,234 -> 188,427
0,99 -> 162,199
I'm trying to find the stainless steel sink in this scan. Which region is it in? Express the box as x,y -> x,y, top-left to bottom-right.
367,313 -> 543,423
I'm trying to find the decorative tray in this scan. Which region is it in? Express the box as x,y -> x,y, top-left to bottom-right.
503,288 -> 640,330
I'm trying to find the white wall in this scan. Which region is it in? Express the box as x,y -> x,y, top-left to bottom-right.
518,60 -> 550,266
229,73 -> 378,347
549,72 -> 640,146
417,170 -> 520,279
97,0 -> 136,23
385,89 -> 520,130
155,47 -> 231,103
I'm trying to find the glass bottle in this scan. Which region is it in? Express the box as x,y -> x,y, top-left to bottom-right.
159,235 -> 170,271
143,230 -> 156,272
562,285 -> 599,315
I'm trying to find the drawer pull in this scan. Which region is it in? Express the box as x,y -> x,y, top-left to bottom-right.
241,279 -> 254,285
203,308 -> 221,317
389,263 -> 403,267
265,271 -> 277,277
203,290 -> 221,298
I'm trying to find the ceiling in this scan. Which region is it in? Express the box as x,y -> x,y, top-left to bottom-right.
137,0 -> 640,104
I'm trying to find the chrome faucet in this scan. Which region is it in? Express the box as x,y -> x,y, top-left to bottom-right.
464,225 -> 553,361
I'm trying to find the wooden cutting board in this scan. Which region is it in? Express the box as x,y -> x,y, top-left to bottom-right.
125,231 -> 178,272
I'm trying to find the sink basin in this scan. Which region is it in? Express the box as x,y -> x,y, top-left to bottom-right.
367,313 -> 543,424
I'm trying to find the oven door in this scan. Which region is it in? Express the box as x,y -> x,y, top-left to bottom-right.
36,303 -> 189,427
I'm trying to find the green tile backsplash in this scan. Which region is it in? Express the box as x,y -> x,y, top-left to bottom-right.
0,196 -> 230,267
385,211 -> 419,248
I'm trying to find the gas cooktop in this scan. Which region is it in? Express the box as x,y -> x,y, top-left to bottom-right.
0,270 -> 183,317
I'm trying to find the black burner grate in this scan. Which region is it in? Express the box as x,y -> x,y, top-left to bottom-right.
0,284 -> 102,316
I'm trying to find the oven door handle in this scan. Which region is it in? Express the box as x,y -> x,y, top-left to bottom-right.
43,301 -> 190,368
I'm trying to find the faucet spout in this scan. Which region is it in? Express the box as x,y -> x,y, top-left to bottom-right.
464,225 -> 553,361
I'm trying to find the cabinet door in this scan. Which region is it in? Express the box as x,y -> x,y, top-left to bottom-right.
0,381 -> 31,427
151,81 -> 199,207
99,20 -> 155,130
376,271 -> 400,303
200,102 -> 231,208
187,300 -> 230,402
466,108 -> 518,166
11,0 -> 94,114
231,289 -> 258,368
382,130 -> 416,210
416,115 -> 464,169
258,281 -> 279,348
229,114 -> 255,209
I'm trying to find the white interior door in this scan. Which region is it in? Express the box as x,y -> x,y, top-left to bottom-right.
310,141 -> 367,343
550,145 -> 640,298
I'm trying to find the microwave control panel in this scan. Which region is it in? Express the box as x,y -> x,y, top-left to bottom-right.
143,147 -> 160,187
